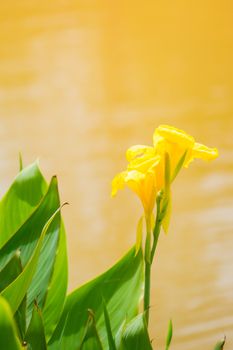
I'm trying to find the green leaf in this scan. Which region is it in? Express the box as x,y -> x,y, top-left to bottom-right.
0,296 -> 22,350
0,161 -> 47,249
26,177 -> 62,325
165,319 -> 173,350
25,303 -> 47,350
0,253 -> 22,292
0,177 -> 63,327
0,254 -> 26,340
214,336 -> 226,350
119,313 -> 153,350
102,299 -> 117,350
42,221 -> 68,341
80,310 -> 104,350
0,163 -> 67,341
15,297 -> 27,342
48,247 -> 143,350
1,201 -> 62,315
171,150 -> 187,182
114,320 -> 127,350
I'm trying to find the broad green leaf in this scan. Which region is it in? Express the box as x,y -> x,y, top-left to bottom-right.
119,313 -> 153,350
48,248 -> 143,350
25,303 -> 47,350
0,161 -> 47,248
0,296 -> 22,350
165,319 -> 173,350
214,336 -> 226,350
42,221 -> 68,341
1,202 -> 61,314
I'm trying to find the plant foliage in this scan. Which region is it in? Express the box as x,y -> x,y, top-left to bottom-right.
0,161 -> 225,349
0,162 -> 144,349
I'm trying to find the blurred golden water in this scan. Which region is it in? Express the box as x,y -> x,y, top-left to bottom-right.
0,1 -> 233,349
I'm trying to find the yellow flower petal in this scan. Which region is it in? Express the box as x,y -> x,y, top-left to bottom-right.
154,125 -> 195,148
126,145 -> 154,161
128,155 -> 160,173
111,171 -> 127,197
192,142 -> 219,161
143,171 -> 156,203
162,192 -> 172,234
124,170 -> 145,196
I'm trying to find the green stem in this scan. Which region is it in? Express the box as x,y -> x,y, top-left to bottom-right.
144,259 -> 151,324
151,194 -> 162,262
144,193 -> 163,325
144,217 -> 151,325
151,217 -> 161,262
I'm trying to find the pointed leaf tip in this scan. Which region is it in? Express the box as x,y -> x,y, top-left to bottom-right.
165,319 -> 173,350
19,152 -> 23,172
214,336 -> 226,350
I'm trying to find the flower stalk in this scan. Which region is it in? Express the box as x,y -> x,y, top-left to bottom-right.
144,215 -> 152,324
111,124 -> 219,327
144,191 -> 164,324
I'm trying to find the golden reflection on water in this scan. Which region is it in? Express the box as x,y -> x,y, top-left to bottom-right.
0,1 -> 233,349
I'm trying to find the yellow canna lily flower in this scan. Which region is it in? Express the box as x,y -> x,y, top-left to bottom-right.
112,124 -> 218,232
153,125 -> 218,231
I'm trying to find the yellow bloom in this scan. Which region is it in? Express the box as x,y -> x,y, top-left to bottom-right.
111,124 -> 218,229
111,155 -> 161,216
153,125 -> 218,179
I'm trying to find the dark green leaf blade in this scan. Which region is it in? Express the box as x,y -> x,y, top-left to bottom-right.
25,303 -> 47,350
0,253 -> 22,292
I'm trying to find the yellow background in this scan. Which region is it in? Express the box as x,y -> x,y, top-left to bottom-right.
0,1 -> 233,349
